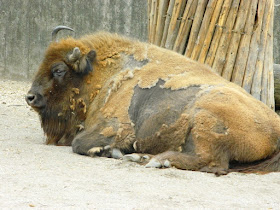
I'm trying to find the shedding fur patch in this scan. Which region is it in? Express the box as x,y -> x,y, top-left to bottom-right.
104,68 -> 135,103
100,126 -> 116,137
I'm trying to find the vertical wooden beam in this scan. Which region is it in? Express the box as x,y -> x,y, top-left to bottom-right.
230,0 -> 258,85
211,0 -> 240,75
173,0 -> 198,54
198,0 -> 232,66
264,0 -> 274,109
242,0 -> 266,92
221,0 -> 251,81
184,0 -> 208,57
165,0 -> 187,50
149,0 -> 159,43
161,0 -> 176,47
191,0 -> 217,61
154,0 -> 170,46
251,0 -> 273,101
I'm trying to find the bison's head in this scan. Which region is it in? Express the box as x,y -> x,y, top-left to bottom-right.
26,26 -> 96,145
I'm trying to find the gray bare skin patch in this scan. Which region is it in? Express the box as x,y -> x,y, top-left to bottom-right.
213,121 -> 228,134
122,54 -> 149,70
128,79 -> 202,139
182,131 -> 196,155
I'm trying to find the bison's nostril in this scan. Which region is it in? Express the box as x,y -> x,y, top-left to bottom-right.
25,94 -> 36,104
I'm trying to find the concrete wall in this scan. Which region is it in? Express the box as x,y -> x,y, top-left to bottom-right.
0,0 -> 279,80
0,0 -> 148,80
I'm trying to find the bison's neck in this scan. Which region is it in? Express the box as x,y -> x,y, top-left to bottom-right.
40,85 -> 90,146
40,107 -> 76,145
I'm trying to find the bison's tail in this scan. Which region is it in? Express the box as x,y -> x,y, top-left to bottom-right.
229,150 -> 280,174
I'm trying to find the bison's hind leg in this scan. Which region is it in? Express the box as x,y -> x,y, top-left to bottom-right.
124,151 -> 229,176
145,151 -> 205,171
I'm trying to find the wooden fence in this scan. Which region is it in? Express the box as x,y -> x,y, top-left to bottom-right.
148,0 -> 275,109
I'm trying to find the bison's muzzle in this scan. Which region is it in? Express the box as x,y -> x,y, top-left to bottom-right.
25,91 -> 45,109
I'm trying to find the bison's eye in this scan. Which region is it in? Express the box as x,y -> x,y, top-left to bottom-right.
53,69 -> 66,77
51,62 -> 68,79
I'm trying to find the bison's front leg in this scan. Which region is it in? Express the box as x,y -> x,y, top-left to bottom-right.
72,128 -> 114,157
87,145 -> 123,159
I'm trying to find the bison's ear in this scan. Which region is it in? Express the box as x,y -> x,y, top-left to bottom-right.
66,47 -> 96,75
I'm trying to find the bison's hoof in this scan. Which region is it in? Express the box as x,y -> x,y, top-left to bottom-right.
163,160 -> 171,168
87,147 -> 104,157
123,154 -> 141,162
145,158 -> 171,168
123,154 -> 151,163
200,166 -> 228,176
111,148 -> 123,159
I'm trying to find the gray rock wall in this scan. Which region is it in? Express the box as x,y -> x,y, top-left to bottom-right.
0,0 -> 148,80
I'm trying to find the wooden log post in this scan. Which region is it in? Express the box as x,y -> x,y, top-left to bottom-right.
267,5 -> 274,108
148,0 -> 275,109
198,0 -> 225,63
242,0 -> 267,94
190,0 -> 217,60
274,64 -> 280,110
208,0 -> 240,73
149,0 -> 159,43
228,0 -> 258,84
164,0 -> 187,50
251,0 -> 273,101
221,0 -> 251,81
154,0 -> 170,46
184,0 -> 208,57
160,0 -> 175,47
173,0 -> 198,54
204,0 -> 234,66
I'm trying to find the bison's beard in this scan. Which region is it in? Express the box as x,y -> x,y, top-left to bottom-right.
39,105 -> 79,146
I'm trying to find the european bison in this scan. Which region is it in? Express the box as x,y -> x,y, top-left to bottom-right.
26,26 -> 280,175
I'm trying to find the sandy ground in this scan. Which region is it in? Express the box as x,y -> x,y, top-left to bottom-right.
0,78 -> 280,209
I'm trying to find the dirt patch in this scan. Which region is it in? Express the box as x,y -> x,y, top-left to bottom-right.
0,78 -> 280,209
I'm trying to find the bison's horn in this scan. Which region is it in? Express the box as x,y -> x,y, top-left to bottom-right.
52,25 -> 74,42
68,47 -> 81,62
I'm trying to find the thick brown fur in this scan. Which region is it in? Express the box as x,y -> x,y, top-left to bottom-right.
27,32 -> 280,175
